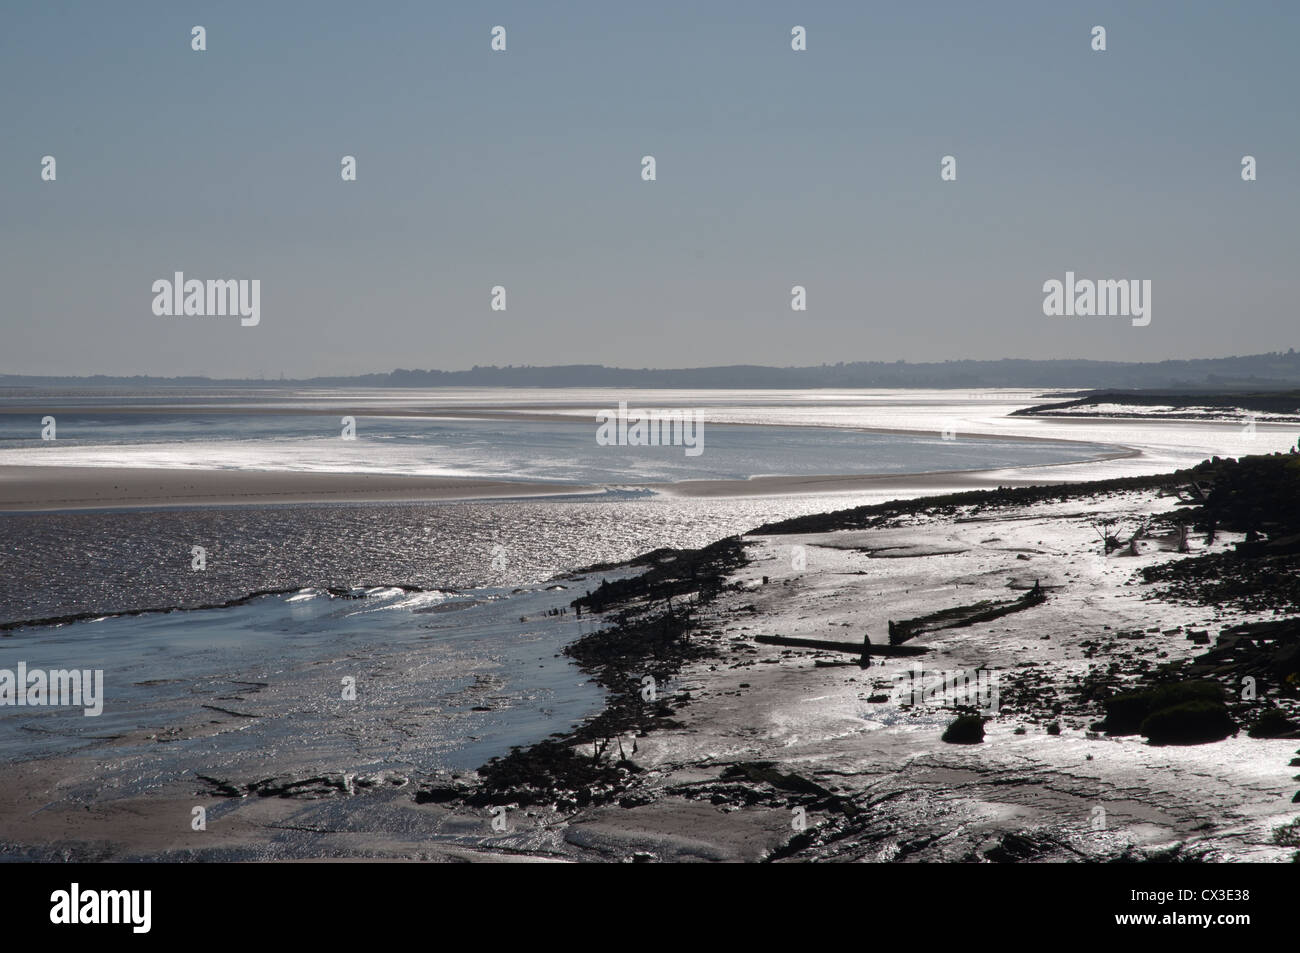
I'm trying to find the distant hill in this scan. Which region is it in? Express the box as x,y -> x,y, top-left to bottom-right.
4,350 -> 1300,391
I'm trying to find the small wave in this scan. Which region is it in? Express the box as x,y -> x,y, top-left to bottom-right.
285,588 -> 327,603
0,583 -> 432,636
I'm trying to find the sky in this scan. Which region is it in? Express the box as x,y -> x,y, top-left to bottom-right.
2,1 -> 1297,378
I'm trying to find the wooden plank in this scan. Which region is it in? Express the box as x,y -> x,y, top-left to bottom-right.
889,589 -> 1046,645
753,634 -> 929,656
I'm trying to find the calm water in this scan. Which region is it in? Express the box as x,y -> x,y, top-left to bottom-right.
0,389 -> 1126,625
0,387 -> 1128,778
0,492 -> 869,777
0,410 -> 1118,483
0,579 -> 618,781
0,493 -> 861,625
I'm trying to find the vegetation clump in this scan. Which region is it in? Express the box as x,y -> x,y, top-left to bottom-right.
1248,708 -> 1298,738
1141,700 -> 1236,746
1098,680 -> 1236,744
942,714 -> 986,744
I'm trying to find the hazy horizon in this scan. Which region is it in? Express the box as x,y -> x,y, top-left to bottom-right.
4,1 -> 1297,378
5,349 -> 1300,391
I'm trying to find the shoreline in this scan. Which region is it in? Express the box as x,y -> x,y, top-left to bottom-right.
0,449 -> 1142,513
8,392 -> 1292,512
438,456 -> 1299,862
2,456 -> 1297,861
0,400 -> 1140,449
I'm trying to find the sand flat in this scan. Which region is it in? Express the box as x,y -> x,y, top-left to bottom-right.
0,461 -> 1131,512
547,489 -> 1297,862
0,464 -> 599,511
2,483 -> 1295,861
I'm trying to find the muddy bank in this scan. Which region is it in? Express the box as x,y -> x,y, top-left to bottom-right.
425,452 -> 1300,861
4,454 -> 1298,862
419,538 -> 747,813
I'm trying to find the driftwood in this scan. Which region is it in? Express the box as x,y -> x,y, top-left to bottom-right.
888,588 -> 1047,645
753,634 -> 928,657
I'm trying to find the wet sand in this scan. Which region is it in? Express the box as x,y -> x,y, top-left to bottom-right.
6,388 -> 1293,512
2,400 -> 1296,860
3,479 -> 1296,861
0,453 -> 1141,512
0,465 -> 600,511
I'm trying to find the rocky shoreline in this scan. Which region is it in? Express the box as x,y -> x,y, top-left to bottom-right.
3,453 -> 1298,862
424,451 -> 1300,861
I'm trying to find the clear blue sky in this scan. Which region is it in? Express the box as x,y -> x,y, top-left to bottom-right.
2,1 -> 1297,377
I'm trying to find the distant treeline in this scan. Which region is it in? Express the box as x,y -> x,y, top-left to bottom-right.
4,350 -> 1300,390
